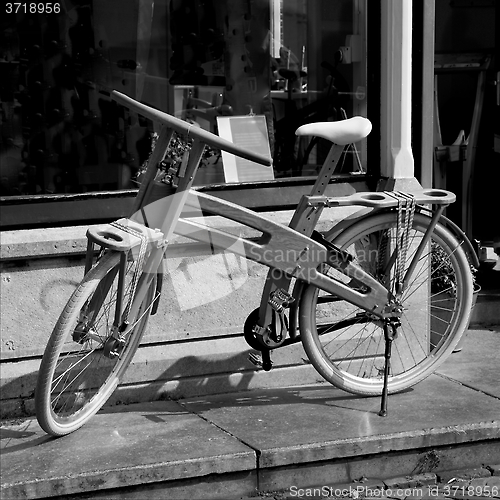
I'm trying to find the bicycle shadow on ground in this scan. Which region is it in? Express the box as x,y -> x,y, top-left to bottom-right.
175,385 -> 394,417
0,344 -> 414,454
0,424 -> 53,455
101,349 -> 414,420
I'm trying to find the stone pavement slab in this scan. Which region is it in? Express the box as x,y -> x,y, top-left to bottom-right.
1,400 -> 256,499
179,373 -> 500,471
1,327 -> 499,500
436,328 -> 500,398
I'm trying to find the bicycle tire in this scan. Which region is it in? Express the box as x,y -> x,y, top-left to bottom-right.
299,211 -> 473,396
35,251 -> 156,436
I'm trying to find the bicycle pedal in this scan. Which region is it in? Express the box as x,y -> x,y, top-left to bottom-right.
248,352 -> 263,367
248,351 -> 273,371
268,288 -> 294,313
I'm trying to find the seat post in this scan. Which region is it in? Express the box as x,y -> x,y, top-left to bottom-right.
309,143 -> 345,197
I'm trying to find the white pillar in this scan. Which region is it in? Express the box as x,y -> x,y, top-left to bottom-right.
380,0 -> 415,179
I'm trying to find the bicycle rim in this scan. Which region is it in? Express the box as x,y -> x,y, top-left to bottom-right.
299,212 -> 473,395
35,251 -> 156,436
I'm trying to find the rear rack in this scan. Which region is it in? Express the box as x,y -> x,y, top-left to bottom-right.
308,189 -> 456,209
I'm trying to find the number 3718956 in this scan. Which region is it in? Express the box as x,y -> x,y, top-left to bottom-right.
6,3 -> 61,13
442,484 -> 499,497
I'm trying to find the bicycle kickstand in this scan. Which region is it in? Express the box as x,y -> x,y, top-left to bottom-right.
378,319 -> 400,417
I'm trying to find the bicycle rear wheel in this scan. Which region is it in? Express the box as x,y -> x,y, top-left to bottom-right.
299,211 -> 473,395
35,251 -> 156,436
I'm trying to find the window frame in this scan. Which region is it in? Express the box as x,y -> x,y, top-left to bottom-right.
1,174 -> 378,230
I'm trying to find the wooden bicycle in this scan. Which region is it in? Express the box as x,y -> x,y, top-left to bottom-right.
35,91 -> 476,436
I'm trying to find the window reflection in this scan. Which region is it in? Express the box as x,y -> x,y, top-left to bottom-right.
0,0 -> 367,197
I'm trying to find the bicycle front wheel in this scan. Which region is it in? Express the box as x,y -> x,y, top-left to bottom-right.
299,211 -> 473,396
35,251 -> 156,436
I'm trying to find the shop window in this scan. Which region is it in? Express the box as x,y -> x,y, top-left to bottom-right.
168,0 -> 370,179
1,0 -> 373,227
1,0 -> 170,196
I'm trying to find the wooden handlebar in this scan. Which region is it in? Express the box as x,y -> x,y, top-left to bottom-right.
111,91 -> 272,167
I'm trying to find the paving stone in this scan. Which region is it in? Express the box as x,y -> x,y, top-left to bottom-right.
436,329 -> 500,398
468,477 -> 500,498
354,478 -> 386,491
1,401 -> 257,500
2,365 -> 500,500
181,377 -> 500,471
424,486 -> 457,499
438,467 -> 492,484
488,465 -> 500,476
383,488 -> 409,499
384,473 -> 437,490
438,477 -> 500,499
323,479 -> 385,499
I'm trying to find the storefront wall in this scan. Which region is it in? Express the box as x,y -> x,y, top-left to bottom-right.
0,0 -> 426,418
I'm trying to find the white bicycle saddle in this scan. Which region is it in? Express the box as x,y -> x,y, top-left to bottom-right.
295,116 -> 372,146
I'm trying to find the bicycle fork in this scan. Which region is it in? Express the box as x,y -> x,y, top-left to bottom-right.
80,218 -> 166,357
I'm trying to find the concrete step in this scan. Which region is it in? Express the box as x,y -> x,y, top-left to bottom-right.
1,328 -> 499,500
470,287 -> 500,328
253,467 -> 500,499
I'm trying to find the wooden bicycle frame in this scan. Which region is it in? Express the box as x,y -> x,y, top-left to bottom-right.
128,152 -> 451,334
96,91 -> 455,341
127,136 -> 390,332
121,183 -> 452,346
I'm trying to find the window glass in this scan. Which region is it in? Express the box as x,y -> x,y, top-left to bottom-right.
270,0 -> 368,176
0,0 -> 368,197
